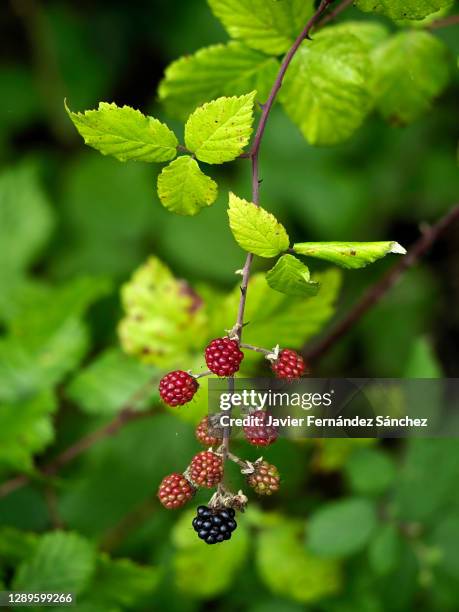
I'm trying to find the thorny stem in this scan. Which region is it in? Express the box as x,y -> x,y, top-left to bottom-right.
221,0 -> 334,486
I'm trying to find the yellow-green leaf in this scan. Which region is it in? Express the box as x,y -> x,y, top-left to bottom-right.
185,92 -> 255,164
157,156 -> 218,216
371,31 -> 451,125
208,0 -> 315,55
280,28 -> 371,146
256,520 -> 342,603
293,241 -> 406,269
266,255 -> 319,297
228,192 -> 289,257
65,101 -> 178,162
158,42 -> 279,120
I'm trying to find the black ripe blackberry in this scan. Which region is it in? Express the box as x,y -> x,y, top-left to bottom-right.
192,505 -> 237,544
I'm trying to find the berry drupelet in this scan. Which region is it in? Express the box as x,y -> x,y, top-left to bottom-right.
205,337 -> 244,376
271,349 -> 307,380
157,473 -> 195,509
159,370 -> 198,406
192,505 -> 238,544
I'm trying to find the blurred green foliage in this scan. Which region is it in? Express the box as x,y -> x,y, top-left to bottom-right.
0,0 -> 458,611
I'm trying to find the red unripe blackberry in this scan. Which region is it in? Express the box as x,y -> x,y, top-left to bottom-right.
195,416 -> 222,447
159,370 -> 198,406
243,410 -> 278,446
189,450 -> 223,488
271,349 -> 307,379
205,337 -> 244,376
247,461 -> 280,495
157,473 -> 195,509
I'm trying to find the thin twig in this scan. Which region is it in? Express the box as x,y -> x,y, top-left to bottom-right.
317,0 -> 353,28
304,203 -> 459,363
428,14 -> 459,29
240,343 -> 271,355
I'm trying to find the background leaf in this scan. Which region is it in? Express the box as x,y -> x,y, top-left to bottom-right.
280,27 -> 371,145
307,498 -> 377,558
371,31 -> 450,125
355,0 -> 452,21
159,42 -> 279,120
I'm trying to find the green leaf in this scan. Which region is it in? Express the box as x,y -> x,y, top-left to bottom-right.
266,254 -> 319,297
280,28 -> 371,145
118,257 -> 208,367
0,165 -> 54,279
89,554 -> 159,608
208,0 -> 314,55
228,192 -> 290,257
172,508 -> 249,598
184,93 -> 255,164
371,31 -> 450,125
307,498 -> 377,558
157,156 -> 218,216
65,101 -> 178,162
355,0 -> 452,21
158,42 -> 279,120
256,520 -> 341,603
0,391 -> 57,472
345,448 -> 396,496
369,524 -> 401,576
293,241 -> 406,269
67,348 -> 156,416
0,277 -> 110,404
14,531 -> 96,594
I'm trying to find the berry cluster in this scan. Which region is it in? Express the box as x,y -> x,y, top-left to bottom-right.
192,505 -> 237,544
156,338 -> 305,543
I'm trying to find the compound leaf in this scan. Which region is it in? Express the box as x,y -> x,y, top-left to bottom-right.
185,92 -> 255,164
293,241 -> 406,269
157,156 -> 218,215
280,28 -> 371,145
208,0 -> 314,55
371,31 -> 451,125
159,42 -> 279,120
266,255 -> 319,297
355,0 -> 452,21
228,192 -> 290,257
66,101 -> 178,162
